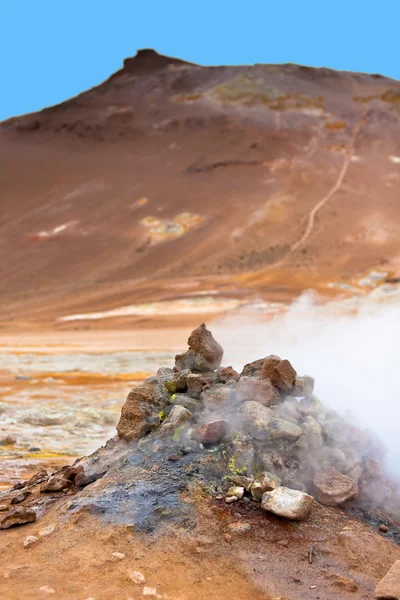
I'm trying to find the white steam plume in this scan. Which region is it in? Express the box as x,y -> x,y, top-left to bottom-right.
212,294 -> 400,477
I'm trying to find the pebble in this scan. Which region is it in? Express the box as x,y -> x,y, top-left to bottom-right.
39,586 -> 55,594
227,522 -> 252,534
225,496 -> 238,504
130,571 -> 146,584
39,525 -> 55,537
143,588 -> 157,596
23,535 -> 39,547
111,552 -> 126,561
380,523 -> 389,533
0,505 -> 8,512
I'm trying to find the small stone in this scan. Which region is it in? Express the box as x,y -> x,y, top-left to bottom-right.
250,472 -> 281,501
217,366 -> 239,383
130,571 -> 146,584
314,468 -> 358,507
263,357 -> 296,392
191,420 -> 228,445
230,475 -> 254,491
13,481 -> 26,490
29,447 -> 41,452
162,405 -> 192,427
143,587 -> 157,596
375,560 -> 400,599
380,524 -> 389,533
0,507 -> 36,529
226,486 -> 244,499
23,535 -> 38,547
111,552 -> 125,561
39,586 -> 55,594
225,496 -> 238,504
0,435 -> 16,446
227,522 -> 251,534
261,487 -> 314,520
11,490 -> 31,504
39,525 -> 55,537
0,505 -> 8,512
290,375 -> 315,397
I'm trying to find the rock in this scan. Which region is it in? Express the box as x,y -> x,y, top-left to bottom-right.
250,472 -> 281,500
39,586 -> 55,594
200,383 -> 234,411
191,421 -> 228,445
314,468 -> 358,506
13,481 -> 26,490
175,323 -> 223,372
227,522 -> 251,534
163,405 -> 192,427
38,525 -> 55,537
240,358 -> 267,378
0,435 -> 16,445
41,475 -> 72,492
239,401 -> 273,440
375,560 -> 400,599
163,369 -> 191,393
111,552 -> 126,560
11,490 -> 31,504
227,435 -> 256,476
143,588 -> 157,597
261,487 -> 314,520
225,496 -> 238,504
26,469 -> 49,486
23,535 -> 38,547
170,393 -> 202,413
0,505 -> 8,511
0,507 -> 36,529
268,419 -> 302,441
226,486 -> 244,499
217,366 -> 239,383
129,570 -> 146,584
380,524 -> 389,533
364,457 -> 382,479
230,475 -> 254,491
290,376 -> 315,397
263,357 -> 296,392
298,395 -> 324,418
117,379 -> 168,441
186,374 -> 205,399
301,416 -> 323,450
236,376 -> 280,407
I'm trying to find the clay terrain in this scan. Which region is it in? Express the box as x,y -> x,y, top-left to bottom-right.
1,49 -> 400,331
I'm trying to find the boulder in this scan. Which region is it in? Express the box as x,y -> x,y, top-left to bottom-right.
117,379 -> 168,441
240,358 -> 267,378
239,401 -> 273,440
314,467 -> 358,506
250,472 -> 281,500
236,376 -> 280,407
170,393 -> 202,413
191,420 -> 228,445
217,366 -> 239,383
268,419 -> 302,442
200,383 -> 234,411
0,507 -> 36,529
162,405 -> 192,427
261,486 -> 314,520
175,323 -> 223,372
262,357 -> 296,392
41,475 -> 72,492
375,560 -> 400,599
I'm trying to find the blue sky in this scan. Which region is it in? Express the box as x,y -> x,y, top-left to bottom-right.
1,0 -> 399,121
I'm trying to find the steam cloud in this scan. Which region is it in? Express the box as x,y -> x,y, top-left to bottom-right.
212,294 -> 400,477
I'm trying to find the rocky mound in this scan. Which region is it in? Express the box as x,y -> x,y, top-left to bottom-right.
1,323 -> 398,529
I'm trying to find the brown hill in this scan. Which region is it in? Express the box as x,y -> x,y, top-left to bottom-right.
1,49 -> 400,330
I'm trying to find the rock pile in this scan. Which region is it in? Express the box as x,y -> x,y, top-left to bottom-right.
115,323 -> 397,519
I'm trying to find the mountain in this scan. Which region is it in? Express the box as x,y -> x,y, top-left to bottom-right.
1,49 -> 400,329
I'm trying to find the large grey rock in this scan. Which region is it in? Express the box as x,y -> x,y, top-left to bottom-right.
301,416 -> 323,450
200,383 -> 235,411
236,376 -> 279,407
314,467 -> 358,506
261,486 -> 314,520
227,435 -> 256,477
175,323 -> 223,372
117,379 -> 168,441
268,419 -> 302,442
239,401 -> 273,440
163,405 -> 192,427
375,560 -> 400,599
170,393 -> 202,413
